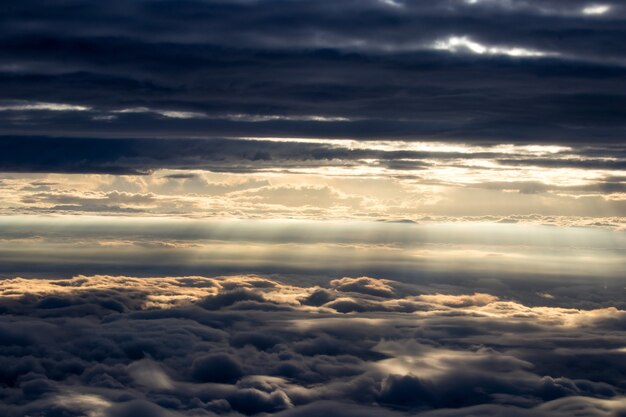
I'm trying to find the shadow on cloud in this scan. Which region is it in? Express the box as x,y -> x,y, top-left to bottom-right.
0,274 -> 624,416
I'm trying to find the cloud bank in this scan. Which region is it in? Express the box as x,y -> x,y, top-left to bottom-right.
0,274 -> 624,416
0,0 -> 625,142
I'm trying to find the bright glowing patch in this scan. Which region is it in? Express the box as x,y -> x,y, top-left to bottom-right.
433,36 -> 549,57
226,114 -> 350,122
380,0 -> 403,7
434,36 -> 487,54
158,110 -> 207,119
582,4 -> 611,15
0,101 -> 91,112
114,107 -> 207,119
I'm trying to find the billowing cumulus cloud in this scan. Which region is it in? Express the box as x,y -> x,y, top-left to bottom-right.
0,274 -> 624,416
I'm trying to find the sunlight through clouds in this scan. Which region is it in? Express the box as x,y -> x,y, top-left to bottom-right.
0,1 -> 625,415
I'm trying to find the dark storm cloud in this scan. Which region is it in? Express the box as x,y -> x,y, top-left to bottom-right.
0,135 -> 428,174
0,274 -> 625,416
0,0 -> 625,142
0,135 -> 624,175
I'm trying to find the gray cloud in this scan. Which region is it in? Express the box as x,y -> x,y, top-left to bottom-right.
0,274 -> 624,416
0,1 -> 625,142
0,136 -> 624,180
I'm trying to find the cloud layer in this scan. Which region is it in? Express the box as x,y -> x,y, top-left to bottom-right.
0,216 -> 623,291
0,136 -> 624,224
0,274 -> 625,416
0,0 -> 625,142
1,1 -> 624,223
1,2 -> 625,415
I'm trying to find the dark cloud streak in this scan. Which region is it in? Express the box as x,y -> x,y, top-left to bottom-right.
0,0 -> 625,142
0,135 -> 624,175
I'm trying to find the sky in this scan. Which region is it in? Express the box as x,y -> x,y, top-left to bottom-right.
0,1 -> 625,416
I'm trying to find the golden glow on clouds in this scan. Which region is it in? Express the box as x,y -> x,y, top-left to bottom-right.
241,137 -> 571,155
53,393 -> 110,417
0,138 -> 623,228
3,271 -> 625,416
0,275 -> 310,309
2,274 -> 623,325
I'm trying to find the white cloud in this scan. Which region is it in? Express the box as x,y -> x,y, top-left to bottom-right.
226,113 -> 350,122
113,107 -> 207,119
113,108 -> 349,121
582,4 -> 611,15
433,36 -> 550,57
379,0 -> 403,8
158,110 -> 207,119
0,101 -> 91,112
